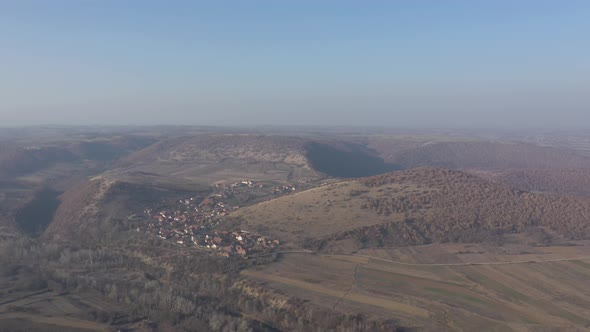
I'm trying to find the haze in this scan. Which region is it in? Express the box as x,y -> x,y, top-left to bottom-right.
1,1 -> 589,128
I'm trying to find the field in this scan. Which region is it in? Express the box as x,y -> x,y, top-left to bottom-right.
243,243 -> 590,331
107,159 -> 318,186
112,134 -> 321,184
0,269 -> 148,332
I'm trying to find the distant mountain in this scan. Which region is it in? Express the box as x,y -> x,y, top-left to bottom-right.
116,134 -> 320,182
0,136 -> 156,179
0,145 -> 78,178
369,140 -> 590,170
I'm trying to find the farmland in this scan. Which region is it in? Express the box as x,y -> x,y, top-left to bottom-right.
243,243 -> 590,331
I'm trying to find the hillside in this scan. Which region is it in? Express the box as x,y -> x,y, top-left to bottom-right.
44,177 -> 201,242
18,176 -> 401,332
115,134 -> 409,182
115,134 -> 321,183
472,168 -> 590,198
121,134 -> 310,166
0,145 -> 78,178
0,136 -> 155,179
233,167 -> 590,330
367,140 -> 590,170
232,167 -> 590,250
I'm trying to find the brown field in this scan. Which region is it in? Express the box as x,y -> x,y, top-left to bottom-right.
107,159 -> 318,186
0,277 -> 144,332
243,243 -> 590,331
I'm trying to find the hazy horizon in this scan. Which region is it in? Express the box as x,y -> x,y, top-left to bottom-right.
2,1 -> 589,128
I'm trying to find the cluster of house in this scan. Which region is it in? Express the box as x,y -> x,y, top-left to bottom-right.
210,180 -> 298,198
143,193 -> 232,228
210,180 -> 264,197
139,180 -> 280,258
192,230 -> 279,257
272,184 -> 296,195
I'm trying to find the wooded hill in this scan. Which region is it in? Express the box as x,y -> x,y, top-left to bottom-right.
472,168 -> 590,198
233,167 -> 590,251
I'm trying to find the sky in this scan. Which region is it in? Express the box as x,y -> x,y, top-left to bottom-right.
1,1 -> 589,128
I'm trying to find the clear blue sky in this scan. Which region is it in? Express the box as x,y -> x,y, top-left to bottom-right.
1,1 -> 589,127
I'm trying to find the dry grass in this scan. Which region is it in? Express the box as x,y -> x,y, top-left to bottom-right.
242,269 -> 429,318
242,244 -> 590,331
232,180 -> 400,243
0,287 -> 123,331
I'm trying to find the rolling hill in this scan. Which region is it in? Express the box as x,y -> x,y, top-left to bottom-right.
110,135 -> 590,186
114,134 -> 405,182
114,134 -> 320,183
472,168 -> 590,198
0,136 -> 156,180
368,139 -> 590,170
232,167 -> 590,250
43,176 -> 204,242
232,167 -> 590,330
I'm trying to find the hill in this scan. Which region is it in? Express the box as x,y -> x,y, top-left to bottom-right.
0,145 -> 78,178
111,135 -> 590,185
232,167 -> 590,330
367,139 -> 590,170
471,168 -> 590,198
115,134 -> 320,183
232,167 -> 590,250
44,176 -> 204,242
0,136 -> 156,179
115,134 -> 407,182
19,176 -> 400,332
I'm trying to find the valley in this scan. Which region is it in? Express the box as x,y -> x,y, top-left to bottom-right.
5,3 -> 590,331
2,126 -> 590,331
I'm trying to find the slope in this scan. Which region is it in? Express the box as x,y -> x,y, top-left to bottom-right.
368,140 -> 590,170
114,134 -> 320,183
472,168 -> 590,198
232,167 -> 590,250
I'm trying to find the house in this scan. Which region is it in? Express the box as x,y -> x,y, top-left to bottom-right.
236,245 -> 247,256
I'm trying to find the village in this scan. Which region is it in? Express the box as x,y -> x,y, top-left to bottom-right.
138,180 -> 292,258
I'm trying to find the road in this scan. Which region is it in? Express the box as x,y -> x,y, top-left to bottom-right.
350,253 -> 590,266
265,249 -> 590,266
